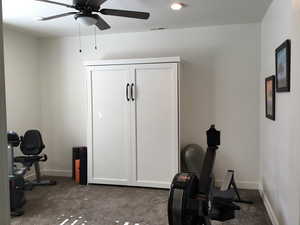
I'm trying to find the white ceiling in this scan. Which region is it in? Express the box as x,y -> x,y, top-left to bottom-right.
3,0 -> 272,37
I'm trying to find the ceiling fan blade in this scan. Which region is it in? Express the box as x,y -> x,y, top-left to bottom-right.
35,0 -> 75,8
95,14 -> 111,30
86,0 -> 107,10
38,12 -> 77,21
100,9 -> 150,20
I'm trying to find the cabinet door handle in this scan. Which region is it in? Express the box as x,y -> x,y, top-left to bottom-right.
131,83 -> 135,101
126,83 -> 130,101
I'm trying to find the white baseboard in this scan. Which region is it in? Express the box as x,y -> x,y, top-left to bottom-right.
259,188 -> 280,225
43,169 -> 72,177
215,180 -> 259,190
34,171 -> 258,190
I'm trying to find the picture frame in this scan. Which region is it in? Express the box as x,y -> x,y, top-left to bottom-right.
275,39 -> 291,92
265,76 -> 275,121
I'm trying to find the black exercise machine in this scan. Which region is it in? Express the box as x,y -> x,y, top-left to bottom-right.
7,130 -> 56,216
15,130 -> 56,186
168,125 -> 252,225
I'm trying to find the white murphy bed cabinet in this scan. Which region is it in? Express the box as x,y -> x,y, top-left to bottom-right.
85,57 -> 180,189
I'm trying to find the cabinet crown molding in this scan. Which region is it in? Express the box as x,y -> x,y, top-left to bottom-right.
83,56 -> 181,67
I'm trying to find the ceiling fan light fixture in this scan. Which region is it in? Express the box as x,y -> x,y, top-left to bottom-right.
171,2 -> 184,10
76,15 -> 98,26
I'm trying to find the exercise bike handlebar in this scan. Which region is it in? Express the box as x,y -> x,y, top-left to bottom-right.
40,154 -> 48,162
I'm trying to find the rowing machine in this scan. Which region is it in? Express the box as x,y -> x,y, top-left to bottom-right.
168,125 -> 249,225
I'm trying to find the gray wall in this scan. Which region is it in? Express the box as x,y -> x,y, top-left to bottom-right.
260,0 -> 300,224
3,28 -> 41,135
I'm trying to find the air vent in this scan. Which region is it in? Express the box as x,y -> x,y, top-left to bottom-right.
150,27 -> 167,31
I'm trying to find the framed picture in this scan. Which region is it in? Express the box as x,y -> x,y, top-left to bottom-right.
265,76 -> 275,120
275,39 -> 291,92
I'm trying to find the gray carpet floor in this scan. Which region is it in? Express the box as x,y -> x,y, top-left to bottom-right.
11,177 -> 272,225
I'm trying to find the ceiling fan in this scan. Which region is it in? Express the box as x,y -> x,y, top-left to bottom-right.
35,0 -> 150,30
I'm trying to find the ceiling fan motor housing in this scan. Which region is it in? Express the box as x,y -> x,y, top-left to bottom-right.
73,0 -> 99,12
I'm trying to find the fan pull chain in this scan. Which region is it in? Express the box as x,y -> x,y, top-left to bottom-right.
94,26 -> 98,50
78,23 -> 82,53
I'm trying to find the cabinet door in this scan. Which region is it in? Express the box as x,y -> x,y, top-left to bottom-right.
88,66 -> 134,185
133,63 -> 179,188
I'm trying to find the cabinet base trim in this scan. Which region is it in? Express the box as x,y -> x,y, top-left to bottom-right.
89,178 -> 171,189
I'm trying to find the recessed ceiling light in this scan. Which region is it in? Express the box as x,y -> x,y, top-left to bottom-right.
171,2 -> 184,10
